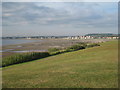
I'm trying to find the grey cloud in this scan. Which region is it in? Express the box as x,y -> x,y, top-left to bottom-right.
2,2 -> 117,32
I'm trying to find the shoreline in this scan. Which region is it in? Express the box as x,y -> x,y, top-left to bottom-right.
2,39 -> 112,57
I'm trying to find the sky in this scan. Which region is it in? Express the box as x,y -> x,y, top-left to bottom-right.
2,2 -> 118,36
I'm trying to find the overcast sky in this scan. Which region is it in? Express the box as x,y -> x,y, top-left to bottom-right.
2,2 -> 118,36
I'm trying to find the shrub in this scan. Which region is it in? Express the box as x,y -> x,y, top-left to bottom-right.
50,51 -> 61,55
48,48 -> 61,55
2,52 -> 50,67
48,48 -> 60,52
86,43 -> 100,48
66,44 -> 85,51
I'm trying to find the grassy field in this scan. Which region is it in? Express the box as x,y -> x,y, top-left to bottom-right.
2,40 -> 118,88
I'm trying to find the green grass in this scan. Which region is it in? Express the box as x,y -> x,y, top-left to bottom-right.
2,41 -> 118,88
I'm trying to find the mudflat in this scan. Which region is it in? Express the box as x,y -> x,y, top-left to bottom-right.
2,39 -> 110,57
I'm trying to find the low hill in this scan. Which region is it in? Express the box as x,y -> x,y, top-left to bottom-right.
85,33 -> 118,37
2,41 -> 118,88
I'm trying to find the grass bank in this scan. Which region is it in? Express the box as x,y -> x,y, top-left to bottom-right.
2,41 -> 118,88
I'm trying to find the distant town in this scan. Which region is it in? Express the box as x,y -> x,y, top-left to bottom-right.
2,33 -> 119,40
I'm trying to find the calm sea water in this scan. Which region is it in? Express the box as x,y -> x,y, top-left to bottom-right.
2,39 -> 42,46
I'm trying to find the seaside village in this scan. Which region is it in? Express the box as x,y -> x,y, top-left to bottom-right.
26,35 -> 119,40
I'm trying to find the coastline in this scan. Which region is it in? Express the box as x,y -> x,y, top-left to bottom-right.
2,38 -> 111,57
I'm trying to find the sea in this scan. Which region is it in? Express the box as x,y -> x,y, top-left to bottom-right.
1,39 -> 42,46
0,39 -> 47,53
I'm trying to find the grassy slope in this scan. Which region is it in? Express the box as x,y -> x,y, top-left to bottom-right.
2,41 -> 118,88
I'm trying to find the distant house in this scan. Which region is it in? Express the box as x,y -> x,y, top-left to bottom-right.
26,37 -> 31,39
